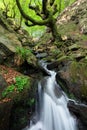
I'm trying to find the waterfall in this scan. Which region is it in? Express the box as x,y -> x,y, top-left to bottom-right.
24,63 -> 78,130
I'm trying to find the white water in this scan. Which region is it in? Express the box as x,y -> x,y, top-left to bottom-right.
25,65 -> 78,130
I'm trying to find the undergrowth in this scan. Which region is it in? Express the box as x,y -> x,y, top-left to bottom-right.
2,76 -> 30,98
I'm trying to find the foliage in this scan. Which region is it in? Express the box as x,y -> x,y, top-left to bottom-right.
68,93 -> 76,100
15,76 -> 29,91
15,47 -> 35,65
0,0 -> 76,37
2,84 -> 15,97
2,76 -> 30,98
27,98 -> 35,106
16,47 -> 32,60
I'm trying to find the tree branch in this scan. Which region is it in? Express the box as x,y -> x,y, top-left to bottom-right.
42,0 -> 48,17
53,4 -> 58,15
16,0 -> 49,25
50,0 -> 55,6
29,4 -> 43,18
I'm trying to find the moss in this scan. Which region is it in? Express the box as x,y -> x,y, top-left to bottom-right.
58,21 -> 78,36
9,79 -> 36,130
14,47 -> 37,66
68,44 -> 80,50
1,75 -> 31,99
68,93 -> 76,100
81,34 -> 87,41
81,84 -> 87,99
0,11 -> 13,32
69,60 -> 87,100
57,55 -> 68,63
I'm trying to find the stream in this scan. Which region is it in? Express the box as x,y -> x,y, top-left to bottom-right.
23,62 -> 78,130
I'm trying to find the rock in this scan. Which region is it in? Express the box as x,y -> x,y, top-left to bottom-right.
57,0 -> 86,25
36,53 -> 48,59
26,53 -> 37,67
47,61 -> 59,70
56,60 -> 87,102
68,100 -> 87,130
0,76 -> 36,130
0,75 -> 8,96
9,77 -> 37,130
68,44 -> 80,51
56,70 -> 71,95
0,23 -> 22,64
54,83 -> 62,98
0,54 -> 4,64
0,32 -> 21,54
0,100 -> 13,130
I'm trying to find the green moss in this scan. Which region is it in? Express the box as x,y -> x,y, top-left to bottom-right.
81,84 -> 87,99
68,93 -> 76,100
2,76 -> 30,98
58,21 -> 78,35
16,47 -> 33,61
69,60 -> 87,99
69,61 -> 80,82
68,44 -> 80,50
57,55 -> 68,62
81,34 -> 87,41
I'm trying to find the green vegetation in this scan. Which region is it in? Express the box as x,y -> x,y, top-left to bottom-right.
15,47 -> 37,66
2,76 -> 30,98
27,98 -> 35,107
16,47 -> 32,61
0,0 -> 76,37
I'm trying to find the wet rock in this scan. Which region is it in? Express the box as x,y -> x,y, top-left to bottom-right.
54,83 -> 62,98
36,53 -> 48,59
68,100 -> 87,130
47,61 -> 59,70
0,22 -> 22,65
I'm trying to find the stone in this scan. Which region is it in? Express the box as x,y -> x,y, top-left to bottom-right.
68,100 -> 87,130
0,100 -> 13,130
36,53 -> 48,59
0,75 -> 7,93
0,54 -> 4,64
0,23 -> 22,62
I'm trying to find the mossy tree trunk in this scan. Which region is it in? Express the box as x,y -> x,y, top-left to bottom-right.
15,0 -> 61,41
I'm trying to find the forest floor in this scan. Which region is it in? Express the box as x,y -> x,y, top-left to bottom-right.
0,65 -> 21,85
0,65 -> 21,103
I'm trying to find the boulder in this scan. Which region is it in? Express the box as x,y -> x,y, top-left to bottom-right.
0,25 -> 22,53
0,100 -> 13,130
68,100 -> 87,130
56,60 -> 87,102
0,21 -> 22,64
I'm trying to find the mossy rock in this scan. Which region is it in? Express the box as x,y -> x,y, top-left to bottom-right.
68,44 -> 80,50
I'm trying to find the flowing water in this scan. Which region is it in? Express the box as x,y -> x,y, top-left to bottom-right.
24,63 -> 78,130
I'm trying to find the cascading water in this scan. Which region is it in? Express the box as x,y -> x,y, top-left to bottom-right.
24,63 -> 78,130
